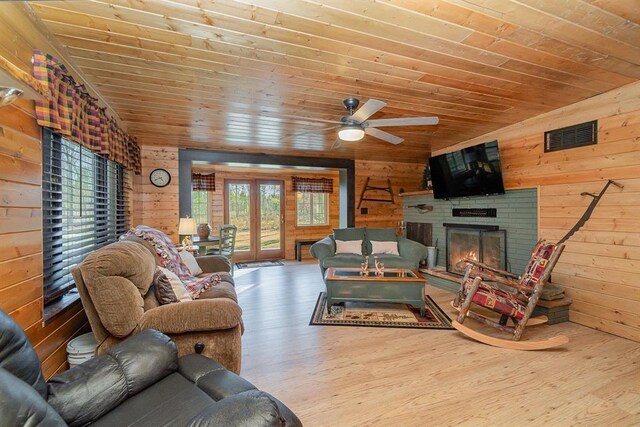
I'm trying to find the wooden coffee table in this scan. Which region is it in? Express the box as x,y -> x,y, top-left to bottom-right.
323,267 -> 426,315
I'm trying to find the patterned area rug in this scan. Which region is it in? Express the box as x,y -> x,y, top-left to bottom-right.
236,260 -> 284,269
310,292 -> 454,329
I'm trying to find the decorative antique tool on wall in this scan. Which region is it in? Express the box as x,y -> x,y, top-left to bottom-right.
407,204 -> 433,213
557,179 -> 624,245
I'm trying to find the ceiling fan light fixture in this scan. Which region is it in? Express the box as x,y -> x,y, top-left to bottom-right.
338,124 -> 364,141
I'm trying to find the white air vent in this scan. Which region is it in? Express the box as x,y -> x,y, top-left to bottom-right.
544,120 -> 597,152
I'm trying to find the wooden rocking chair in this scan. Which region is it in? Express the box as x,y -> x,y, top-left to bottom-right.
451,239 -> 569,350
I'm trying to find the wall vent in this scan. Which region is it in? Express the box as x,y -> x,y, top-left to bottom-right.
544,120 -> 597,152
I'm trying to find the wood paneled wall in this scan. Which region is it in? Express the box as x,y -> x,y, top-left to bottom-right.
0,102 -> 89,379
196,168 -> 340,261
355,160 -> 424,230
435,81 -> 640,342
0,4 -> 95,378
132,146 -> 180,241
135,157 -> 425,259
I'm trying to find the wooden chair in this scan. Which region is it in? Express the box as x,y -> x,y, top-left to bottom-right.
208,224 -> 238,276
451,239 -> 568,350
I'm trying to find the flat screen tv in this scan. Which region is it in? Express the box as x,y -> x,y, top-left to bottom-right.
428,140 -> 505,200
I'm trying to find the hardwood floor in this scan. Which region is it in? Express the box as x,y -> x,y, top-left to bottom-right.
235,262 -> 640,426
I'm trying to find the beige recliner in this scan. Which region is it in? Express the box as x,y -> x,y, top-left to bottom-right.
72,239 -> 244,374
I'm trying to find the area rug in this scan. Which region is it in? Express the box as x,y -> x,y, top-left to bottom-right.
309,292 -> 454,329
236,260 -> 284,269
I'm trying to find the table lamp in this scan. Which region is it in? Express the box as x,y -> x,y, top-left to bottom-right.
178,216 -> 197,249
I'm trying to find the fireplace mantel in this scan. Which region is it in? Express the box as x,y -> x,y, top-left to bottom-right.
443,223 -> 499,231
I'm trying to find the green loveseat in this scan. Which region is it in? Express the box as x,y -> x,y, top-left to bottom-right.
310,227 -> 428,276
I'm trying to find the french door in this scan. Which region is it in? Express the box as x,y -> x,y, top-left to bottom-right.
225,179 -> 284,262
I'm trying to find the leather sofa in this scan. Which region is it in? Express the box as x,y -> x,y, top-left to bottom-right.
311,227 -> 428,276
0,309 -> 301,427
72,236 -> 243,374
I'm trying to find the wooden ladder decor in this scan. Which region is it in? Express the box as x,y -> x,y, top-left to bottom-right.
357,177 -> 394,208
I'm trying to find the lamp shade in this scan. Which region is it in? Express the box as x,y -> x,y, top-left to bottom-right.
178,217 -> 197,235
338,125 -> 365,141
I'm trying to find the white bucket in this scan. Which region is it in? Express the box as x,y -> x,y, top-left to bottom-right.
67,332 -> 97,369
427,246 -> 437,268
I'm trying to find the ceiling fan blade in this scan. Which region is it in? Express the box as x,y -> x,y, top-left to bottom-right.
364,117 -> 439,127
331,138 -> 343,150
365,127 -> 404,144
351,99 -> 386,123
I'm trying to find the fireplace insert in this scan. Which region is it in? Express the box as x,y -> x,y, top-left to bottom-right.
445,224 -> 506,275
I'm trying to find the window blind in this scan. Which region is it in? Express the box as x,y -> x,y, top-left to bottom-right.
42,129 -> 129,304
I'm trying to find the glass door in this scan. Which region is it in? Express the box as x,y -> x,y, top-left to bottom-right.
258,181 -> 284,260
225,179 -> 284,262
226,181 -> 252,260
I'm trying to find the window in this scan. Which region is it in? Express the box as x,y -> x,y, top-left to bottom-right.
296,192 -> 328,226
42,129 -> 129,306
192,191 -> 209,225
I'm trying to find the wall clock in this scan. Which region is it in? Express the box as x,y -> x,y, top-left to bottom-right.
150,168 -> 171,188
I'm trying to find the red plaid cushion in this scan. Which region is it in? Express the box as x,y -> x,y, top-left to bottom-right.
520,241 -> 557,289
462,278 -> 526,320
472,287 -> 526,320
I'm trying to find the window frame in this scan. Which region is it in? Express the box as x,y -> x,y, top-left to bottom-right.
191,190 -> 209,225
296,191 -> 329,227
42,129 -> 129,315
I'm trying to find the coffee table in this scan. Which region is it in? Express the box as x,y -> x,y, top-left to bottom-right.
323,267 -> 426,315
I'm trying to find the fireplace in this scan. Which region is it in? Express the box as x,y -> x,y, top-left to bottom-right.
445,223 -> 506,275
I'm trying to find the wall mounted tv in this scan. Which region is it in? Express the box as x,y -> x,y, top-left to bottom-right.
428,140 -> 505,200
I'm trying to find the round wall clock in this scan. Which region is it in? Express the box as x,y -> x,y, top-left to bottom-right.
149,168 -> 171,188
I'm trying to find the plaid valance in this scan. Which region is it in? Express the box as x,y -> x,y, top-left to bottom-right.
292,176 -> 333,193
192,173 -> 215,191
32,50 -> 141,174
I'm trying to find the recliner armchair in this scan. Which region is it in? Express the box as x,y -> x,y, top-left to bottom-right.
72,238 -> 243,374
0,308 -> 302,426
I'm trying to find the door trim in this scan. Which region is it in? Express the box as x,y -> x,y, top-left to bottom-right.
224,179 -> 285,262
256,179 -> 285,261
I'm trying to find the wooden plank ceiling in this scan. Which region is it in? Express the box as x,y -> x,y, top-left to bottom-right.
28,0 -> 640,163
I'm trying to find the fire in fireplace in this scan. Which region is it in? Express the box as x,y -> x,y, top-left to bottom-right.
445,224 -> 506,275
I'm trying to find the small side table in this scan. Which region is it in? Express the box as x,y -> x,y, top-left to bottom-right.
192,237 -> 220,256
295,239 -> 318,261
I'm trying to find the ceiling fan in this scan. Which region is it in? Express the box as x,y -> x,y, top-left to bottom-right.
329,97 -> 439,149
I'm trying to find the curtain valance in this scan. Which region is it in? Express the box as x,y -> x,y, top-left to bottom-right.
292,176 -> 333,193
192,173 -> 216,191
32,50 -> 141,174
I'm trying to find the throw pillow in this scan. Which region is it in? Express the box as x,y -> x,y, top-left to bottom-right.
153,268 -> 179,305
370,240 -> 399,255
154,267 -> 192,304
179,250 -> 203,276
364,228 -> 398,254
335,239 -> 363,255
